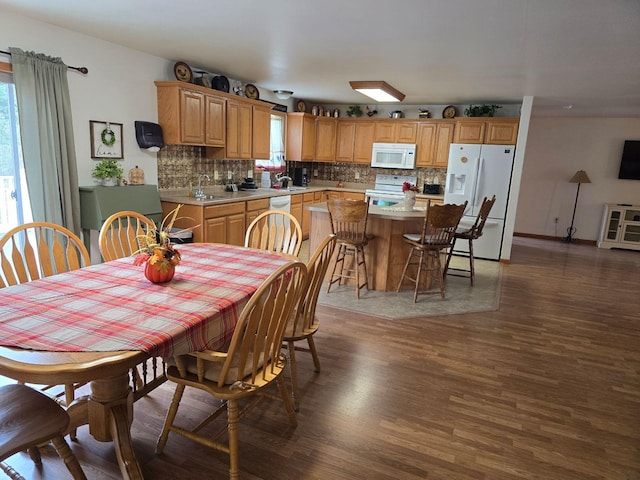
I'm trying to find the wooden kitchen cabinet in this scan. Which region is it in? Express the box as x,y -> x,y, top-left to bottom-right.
252,105 -> 272,160
416,120 -> 454,167
354,121 -> 376,164
226,100 -> 253,159
315,117 -> 337,162
374,120 -> 417,143
161,200 -> 245,245
453,118 -> 519,144
291,194 -> 303,233
157,82 -> 226,147
286,113 -> 316,161
335,120 -> 356,162
245,198 -> 269,228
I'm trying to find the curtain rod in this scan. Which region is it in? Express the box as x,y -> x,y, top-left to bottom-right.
0,50 -> 88,74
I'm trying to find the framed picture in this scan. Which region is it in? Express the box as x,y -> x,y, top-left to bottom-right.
90,120 -> 123,159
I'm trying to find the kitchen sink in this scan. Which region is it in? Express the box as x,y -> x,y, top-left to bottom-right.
195,195 -> 215,200
283,186 -> 307,191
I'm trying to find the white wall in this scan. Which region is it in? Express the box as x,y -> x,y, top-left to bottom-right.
515,117 -> 640,241
0,11 -> 172,186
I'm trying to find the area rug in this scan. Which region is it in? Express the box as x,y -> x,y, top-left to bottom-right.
317,256 -> 502,319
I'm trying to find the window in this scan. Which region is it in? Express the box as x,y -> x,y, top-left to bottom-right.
255,113 -> 286,171
0,66 -> 32,239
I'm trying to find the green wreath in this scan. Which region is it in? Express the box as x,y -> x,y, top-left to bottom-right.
101,127 -> 116,146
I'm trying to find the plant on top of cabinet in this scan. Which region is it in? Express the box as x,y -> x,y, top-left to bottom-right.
464,104 -> 502,117
346,105 -> 363,117
92,159 -> 123,186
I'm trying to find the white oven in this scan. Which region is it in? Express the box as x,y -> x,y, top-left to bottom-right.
371,143 -> 416,169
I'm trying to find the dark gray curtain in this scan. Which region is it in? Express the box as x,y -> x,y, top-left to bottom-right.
8,47 -> 81,235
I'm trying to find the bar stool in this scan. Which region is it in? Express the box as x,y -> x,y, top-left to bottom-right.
326,197 -> 372,299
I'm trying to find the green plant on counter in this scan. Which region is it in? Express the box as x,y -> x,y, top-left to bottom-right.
464,104 -> 502,117
346,105 -> 363,117
91,159 -> 123,180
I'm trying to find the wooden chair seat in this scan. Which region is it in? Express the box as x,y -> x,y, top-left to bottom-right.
0,384 -> 86,480
397,200 -> 467,302
156,261 -> 308,480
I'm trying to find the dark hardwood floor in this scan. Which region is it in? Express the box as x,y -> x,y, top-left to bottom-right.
4,237 -> 640,479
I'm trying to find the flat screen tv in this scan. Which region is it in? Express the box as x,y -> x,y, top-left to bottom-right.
618,140 -> 640,180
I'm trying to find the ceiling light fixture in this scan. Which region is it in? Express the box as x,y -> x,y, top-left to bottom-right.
349,81 -> 405,102
273,90 -> 293,100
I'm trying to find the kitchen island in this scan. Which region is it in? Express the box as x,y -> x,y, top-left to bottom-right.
308,202 -> 438,292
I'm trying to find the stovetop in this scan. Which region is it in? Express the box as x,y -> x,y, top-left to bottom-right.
365,174 -> 417,195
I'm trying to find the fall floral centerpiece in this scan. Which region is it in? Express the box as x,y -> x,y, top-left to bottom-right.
133,205 -> 197,283
401,182 -> 419,211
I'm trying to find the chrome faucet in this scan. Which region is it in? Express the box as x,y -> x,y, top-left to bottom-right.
275,172 -> 292,188
194,174 -> 210,199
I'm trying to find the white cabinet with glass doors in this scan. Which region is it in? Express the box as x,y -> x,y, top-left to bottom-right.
597,203 -> 640,251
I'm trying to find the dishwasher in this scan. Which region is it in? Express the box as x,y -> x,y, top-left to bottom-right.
269,195 -> 292,227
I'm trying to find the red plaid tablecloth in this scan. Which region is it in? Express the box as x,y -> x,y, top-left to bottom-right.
0,244 -> 291,358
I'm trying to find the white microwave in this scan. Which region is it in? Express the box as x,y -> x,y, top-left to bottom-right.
371,143 -> 416,169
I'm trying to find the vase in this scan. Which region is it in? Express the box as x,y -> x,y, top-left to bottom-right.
403,191 -> 416,211
144,261 -> 175,284
102,177 -> 118,186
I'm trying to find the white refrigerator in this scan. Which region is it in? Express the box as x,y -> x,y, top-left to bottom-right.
444,143 -> 516,260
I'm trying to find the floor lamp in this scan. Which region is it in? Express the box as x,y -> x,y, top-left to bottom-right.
563,170 -> 591,243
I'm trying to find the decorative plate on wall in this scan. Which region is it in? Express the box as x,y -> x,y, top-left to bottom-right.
296,99 -> 307,112
245,83 -> 259,100
173,62 -> 193,83
442,105 -> 457,119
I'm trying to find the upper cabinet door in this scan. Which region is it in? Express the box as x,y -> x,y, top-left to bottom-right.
485,119 -> 519,144
315,117 -> 337,162
353,122 -> 375,164
336,120 -> 356,162
180,89 -> 205,144
205,95 -> 225,147
453,120 -> 486,144
252,105 -> 271,159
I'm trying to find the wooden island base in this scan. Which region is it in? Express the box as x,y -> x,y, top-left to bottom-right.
309,203 -> 438,292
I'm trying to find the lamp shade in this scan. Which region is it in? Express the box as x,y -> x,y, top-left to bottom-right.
569,170 -> 591,184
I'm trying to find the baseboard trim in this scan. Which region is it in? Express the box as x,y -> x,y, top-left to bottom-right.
513,232 -> 597,246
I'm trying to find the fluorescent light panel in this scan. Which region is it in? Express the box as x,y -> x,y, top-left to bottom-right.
349,81 -> 405,102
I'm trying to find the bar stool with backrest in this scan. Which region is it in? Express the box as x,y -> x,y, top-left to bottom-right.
326,197 -> 372,299
396,200 -> 467,302
444,195 -> 496,285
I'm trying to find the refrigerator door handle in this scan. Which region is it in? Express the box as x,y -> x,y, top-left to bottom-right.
470,157 -> 482,211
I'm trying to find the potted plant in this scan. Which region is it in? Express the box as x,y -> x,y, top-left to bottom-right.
346,105 -> 363,117
92,159 -> 123,186
464,104 -> 502,117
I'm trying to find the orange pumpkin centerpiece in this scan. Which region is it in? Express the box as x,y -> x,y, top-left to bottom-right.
133,204 -> 197,284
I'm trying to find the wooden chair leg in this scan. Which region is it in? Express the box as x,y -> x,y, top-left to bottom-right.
444,237 -> 456,277
27,446 -> 42,465
327,244 -> 345,293
354,248 -> 360,299
414,250 -> 425,303
0,462 -> 24,480
357,246 -> 369,295
227,398 -> 240,480
275,375 -> 298,427
287,341 -> 300,411
156,383 -> 185,454
307,336 -> 321,373
51,436 -> 87,480
435,251 -> 446,299
397,248 -> 413,292
64,384 -> 77,441
468,238 -> 475,286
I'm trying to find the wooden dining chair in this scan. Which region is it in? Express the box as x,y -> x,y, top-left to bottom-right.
397,200 -> 467,302
244,209 -> 303,257
98,210 -> 156,261
326,197 -> 372,299
156,260 -> 308,480
0,222 -> 89,288
444,195 -> 496,285
0,384 -> 87,480
0,222 -> 89,423
283,234 -> 337,410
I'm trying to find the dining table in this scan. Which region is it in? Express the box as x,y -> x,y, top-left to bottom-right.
0,243 -> 293,479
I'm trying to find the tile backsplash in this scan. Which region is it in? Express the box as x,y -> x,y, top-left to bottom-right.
157,146 -> 446,190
